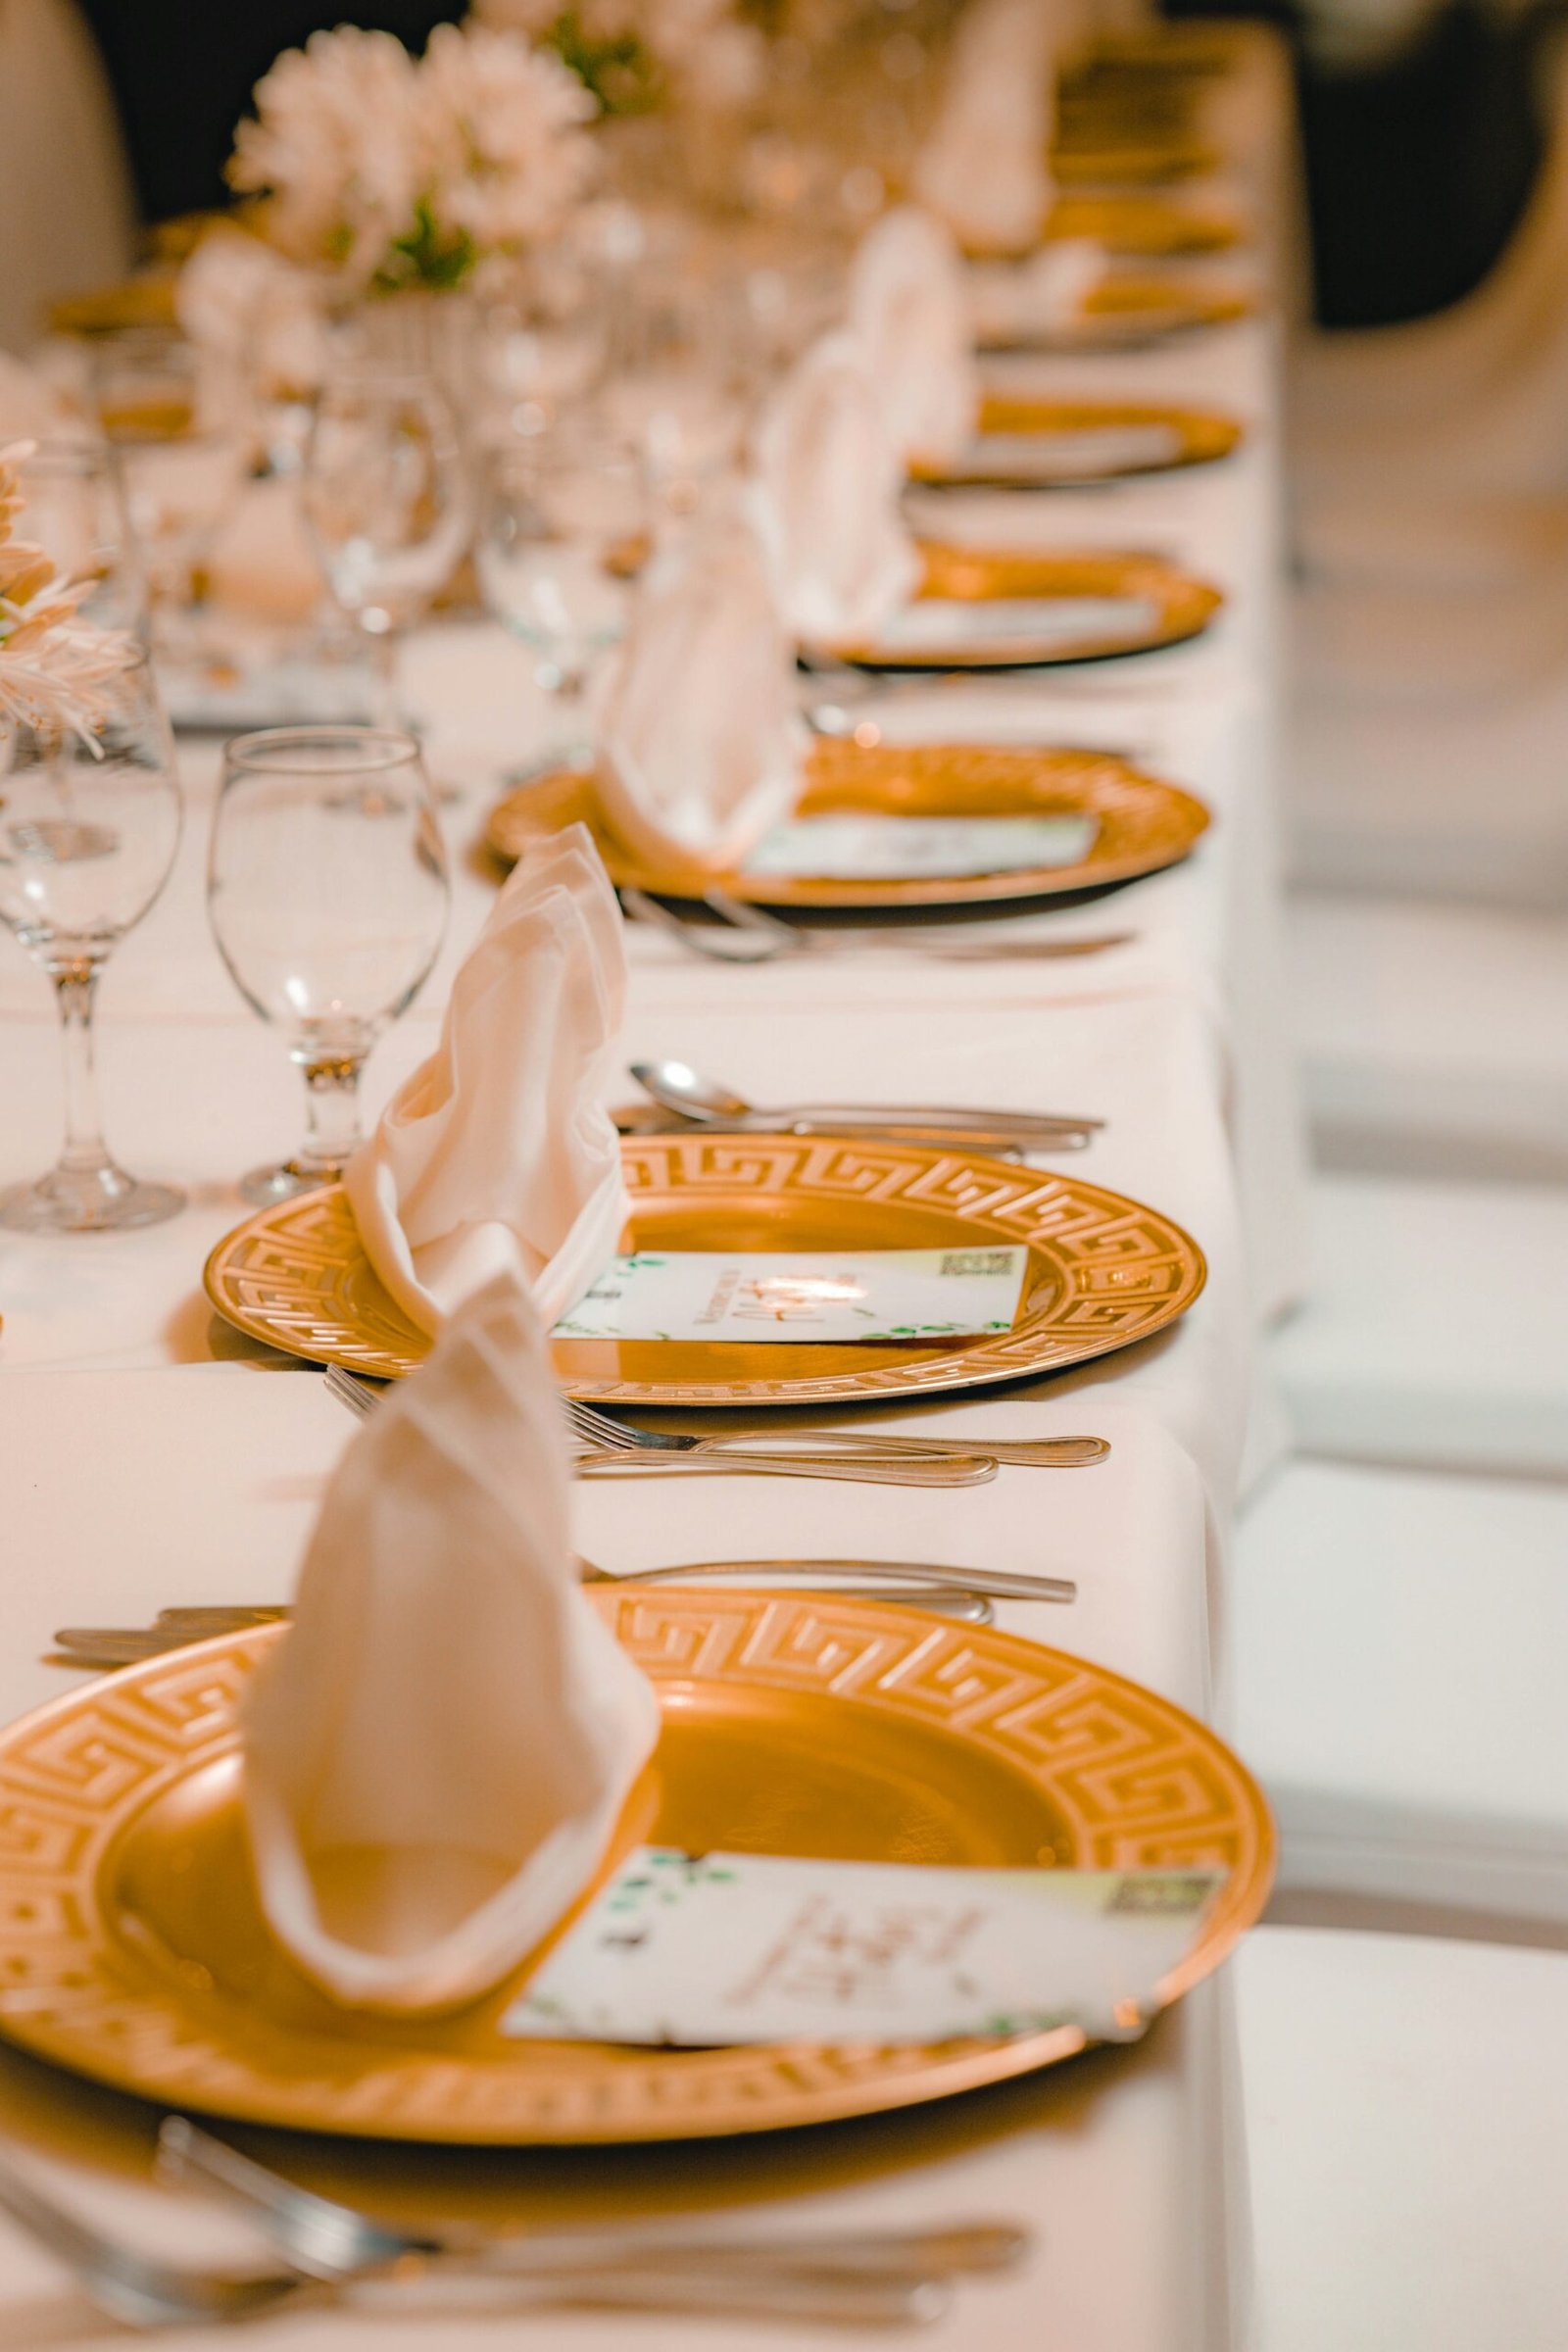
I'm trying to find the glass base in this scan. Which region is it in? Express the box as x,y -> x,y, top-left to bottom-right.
237,1158 -> 340,1209
0,1163 -> 186,1234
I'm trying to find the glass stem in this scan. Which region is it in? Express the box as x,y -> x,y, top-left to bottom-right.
51,961 -> 115,1177
296,1055 -> 365,1177
365,626 -> 400,727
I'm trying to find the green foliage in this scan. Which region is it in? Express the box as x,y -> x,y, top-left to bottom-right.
373,194 -> 478,295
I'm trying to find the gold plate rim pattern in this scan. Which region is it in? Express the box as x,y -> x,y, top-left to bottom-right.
0,1597 -> 1275,2143
976,277 -> 1255,355
202,1137 -> 1208,1395
483,740 -> 1212,909
819,545 -> 1224,671
910,400 -> 1244,488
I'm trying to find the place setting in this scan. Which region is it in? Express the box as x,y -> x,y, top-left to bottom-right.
202,818 -> 1209,1410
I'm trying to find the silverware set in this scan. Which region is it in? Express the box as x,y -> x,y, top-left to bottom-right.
0,2113 -> 1029,2328
327,1358 -> 1109,1488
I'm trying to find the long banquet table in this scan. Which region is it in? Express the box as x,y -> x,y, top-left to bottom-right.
0,27 -> 1304,2350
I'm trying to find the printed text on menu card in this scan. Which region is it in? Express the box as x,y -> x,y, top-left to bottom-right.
553,1248 -> 1028,1346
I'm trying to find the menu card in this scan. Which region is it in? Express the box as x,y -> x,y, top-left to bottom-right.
502,1847 -> 1224,2045
957,423 -> 1184,479
873,595 -> 1162,653
553,1248 -> 1028,1345
743,812 -> 1098,880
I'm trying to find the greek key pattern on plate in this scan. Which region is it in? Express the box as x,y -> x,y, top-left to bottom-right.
203,1139 -> 1205,1403
0,1598 -> 1272,2142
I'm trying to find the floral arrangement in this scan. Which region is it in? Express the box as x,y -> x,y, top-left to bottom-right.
474,0 -> 764,117
227,22 -> 598,295
0,446 -> 135,746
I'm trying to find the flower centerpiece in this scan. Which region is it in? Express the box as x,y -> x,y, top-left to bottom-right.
0,444 -> 137,747
474,0 -> 765,119
226,22 -> 599,298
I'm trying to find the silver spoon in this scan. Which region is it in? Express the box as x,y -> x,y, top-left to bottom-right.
631,1058 -> 1102,1147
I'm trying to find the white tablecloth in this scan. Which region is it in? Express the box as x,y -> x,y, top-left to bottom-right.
0,27 -> 1298,2350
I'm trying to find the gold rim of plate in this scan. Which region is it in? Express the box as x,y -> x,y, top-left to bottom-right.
978,277 -> 1254,355
204,1140 -> 1207,1395
962,192 -> 1245,263
1051,136 -> 1221,184
1049,193 -> 1243,257
911,399 -> 1243,489
0,1598 -> 1275,2142
485,741 -> 1211,910
818,544 -> 1224,671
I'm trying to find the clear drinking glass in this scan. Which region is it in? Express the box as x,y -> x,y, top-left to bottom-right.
207,726 -> 450,1205
93,332 -> 248,637
301,371 -> 472,712
0,655 -> 185,1233
474,426 -> 648,768
15,439 -> 149,641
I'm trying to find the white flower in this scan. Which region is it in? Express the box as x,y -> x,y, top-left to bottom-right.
417,24 -> 598,254
229,22 -> 599,289
229,27 -> 425,281
0,444 -> 138,747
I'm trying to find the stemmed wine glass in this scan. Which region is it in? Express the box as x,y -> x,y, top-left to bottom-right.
207,726 -> 450,1205
474,423 -> 649,772
15,440 -> 149,642
0,655 -> 184,1232
301,371 -> 472,719
92,332 -> 248,651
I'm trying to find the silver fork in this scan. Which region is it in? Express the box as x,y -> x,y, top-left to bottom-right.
324,1367 -> 1002,1489
160,2117 -> 1026,2289
0,2145 -> 304,2328
621,884 -> 1132,966
561,1393 -> 1110,1472
0,2141 -> 945,2329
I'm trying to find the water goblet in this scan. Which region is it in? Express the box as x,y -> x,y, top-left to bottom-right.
301,371 -> 472,717
207,726 -> 450,1206
0,654 -> 184,1232
474,425 -> 649,771
15,439 -> 149,641
92,331 -> 248,646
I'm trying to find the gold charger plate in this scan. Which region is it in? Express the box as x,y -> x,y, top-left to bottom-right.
959,192 -> 1244,263
0,1597 -> 1274,2142
484,740 -> 1211,910
977,275 -> 1254,354
1047,193 -> 1244,257
1052,136 -> 1220,184
821,544 -> 1223,670
911,398 -> 1243,488
203,1138 -> 1207,1397
47,275 -> 178,337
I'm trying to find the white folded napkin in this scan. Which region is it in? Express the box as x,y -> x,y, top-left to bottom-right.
596,498 -> 807,873
344,823 -> 629,1339
750,330 -> 922,645
243,1274 -> 662,2014
913,0 -> 1054,258
848,208 -> 979,466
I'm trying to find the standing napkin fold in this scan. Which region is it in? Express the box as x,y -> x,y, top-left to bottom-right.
750,330 -> 922,645
244,1275 -> 661,2015
596,496 -> 807,874
344,823 -> 628,1339
848,208 -> 979,466
913,0 -> 1054,258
